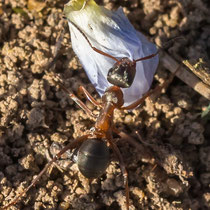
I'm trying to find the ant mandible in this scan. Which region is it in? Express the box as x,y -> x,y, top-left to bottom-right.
2,20 -> 179,210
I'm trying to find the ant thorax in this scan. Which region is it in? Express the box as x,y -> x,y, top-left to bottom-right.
107,57 -> 136,88
102,86 -> 124,108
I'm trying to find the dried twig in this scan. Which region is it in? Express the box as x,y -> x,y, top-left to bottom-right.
161,52 -> 210,100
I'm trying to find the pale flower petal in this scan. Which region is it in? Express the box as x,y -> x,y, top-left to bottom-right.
64,0 -> 159,106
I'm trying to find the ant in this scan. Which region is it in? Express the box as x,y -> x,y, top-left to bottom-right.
2,19 -> 179,210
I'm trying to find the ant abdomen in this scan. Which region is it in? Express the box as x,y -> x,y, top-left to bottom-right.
107,57 -> 136,88
77,139 -> 110,179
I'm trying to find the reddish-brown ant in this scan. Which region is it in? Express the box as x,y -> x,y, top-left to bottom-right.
2,20 -> 179,210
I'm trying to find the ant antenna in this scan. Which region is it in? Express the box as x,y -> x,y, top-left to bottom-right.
68,19 -> 184,67
134,50 -> 159,63
68,19 -> 160,63
134,36 -> 184,63
68,19 -> 119,62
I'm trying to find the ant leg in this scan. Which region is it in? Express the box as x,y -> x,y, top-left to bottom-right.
45,142 -> 76,173
45,147 -> 65,174
135,131 -> 153,146
135,132 -> 158,171
53,79 -> 97,119
68,19 -> 119,62
39,21 -> 96,119
41,23 -> 97,118
2,135 -> 89,210
113,128 -> 155,165
107,134 -> 129,210
113,127 -> 142,150
121,65 -> 182,110
43,39 -> 97,119
78,86 -> 102,108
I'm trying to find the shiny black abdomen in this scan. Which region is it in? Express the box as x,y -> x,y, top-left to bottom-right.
77,139 -> 110,178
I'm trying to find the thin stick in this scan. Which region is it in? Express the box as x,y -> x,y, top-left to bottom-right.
162,52 -> 210,100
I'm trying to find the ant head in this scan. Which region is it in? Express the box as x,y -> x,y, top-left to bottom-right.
107,57 -> 136,88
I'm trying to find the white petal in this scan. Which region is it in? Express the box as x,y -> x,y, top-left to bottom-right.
65,1 -> 159,106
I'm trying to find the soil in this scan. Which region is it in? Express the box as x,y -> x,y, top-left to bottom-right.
0,0 -> 210,210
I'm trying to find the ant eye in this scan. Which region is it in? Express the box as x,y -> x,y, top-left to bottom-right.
107,58 -> 136,88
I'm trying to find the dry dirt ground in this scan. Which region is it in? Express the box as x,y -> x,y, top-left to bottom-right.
0,0 -> 210,209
